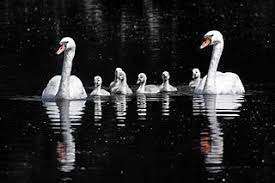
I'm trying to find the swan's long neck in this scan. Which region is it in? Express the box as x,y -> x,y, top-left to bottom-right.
57,49 -> 75,99
204,41 -> 224,94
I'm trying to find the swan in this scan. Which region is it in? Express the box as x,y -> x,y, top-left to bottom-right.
111,70 -> 133,95
90,76 -> 110,96
42,37 -> 87,100
194,30 -> 245,94
110,67 -> 123,92
136,73 -> 160,94
159,71 -> 177,92
189,68 -> 202,89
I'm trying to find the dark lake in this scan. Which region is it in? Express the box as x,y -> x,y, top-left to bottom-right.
1,0 -> 275,182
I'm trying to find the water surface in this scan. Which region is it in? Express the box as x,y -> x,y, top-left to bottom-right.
1,85 -> 275,182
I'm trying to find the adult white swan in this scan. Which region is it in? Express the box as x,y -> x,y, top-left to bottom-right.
194,30 -> 245,94
42,37 -> 87,100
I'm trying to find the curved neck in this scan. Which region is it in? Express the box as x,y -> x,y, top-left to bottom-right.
138,81 -> 146,92
163,80 -> 170,86
57,49 -> 75,99
119,79 -> 127,94
93,85 -> 102,94
193,78 -> 201,86
204,41 -> 224,94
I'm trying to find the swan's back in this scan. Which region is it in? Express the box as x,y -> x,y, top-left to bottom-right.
216,72 -> 245,94
195,72 -> 245,94
42,75 -> 61,99
69,75 -> 87,99
145,85 -> 160,93
159,84 -> 177,92
136,84 -> 159,94
90,89 -> 110,96
42,75 -> 87,100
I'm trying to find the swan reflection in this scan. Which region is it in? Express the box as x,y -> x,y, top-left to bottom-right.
161,94 -> 170,117
136,94 -> 147,120
93,96 -> 103,124
113,95 -> 128,126
43,100 -> 86,173
192,95 -> 244,174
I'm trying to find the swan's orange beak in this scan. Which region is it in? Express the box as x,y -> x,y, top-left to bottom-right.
56,45 -> 65,55
200,38 -> 211,49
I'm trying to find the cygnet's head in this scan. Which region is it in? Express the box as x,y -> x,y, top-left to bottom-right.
162,71 -> 170,81
137,73 -> 147,84
94,76 -> 102,87
118,70 -> 126,82
115,67 -> 123,78
192,68 -> 201,79
200,30 -> 223,49
56,37 -> 76,55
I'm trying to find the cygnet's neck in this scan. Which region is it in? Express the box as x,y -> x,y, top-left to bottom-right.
57,49 -> 75,99
138,81 -> 146,92
162,80 -> 170,87
194,77 -> 201,83
93,85 -> 102,94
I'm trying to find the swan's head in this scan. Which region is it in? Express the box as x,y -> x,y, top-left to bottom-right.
94,76 -> 102,87
200,30 -> 223,49
192,68 -> 201,79
137,73 -> 147,84
162,71 -> 170,81
56,37 -> 76,55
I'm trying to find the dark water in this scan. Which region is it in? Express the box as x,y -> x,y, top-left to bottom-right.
1,86 -> 275,183
1,0 -> 275,182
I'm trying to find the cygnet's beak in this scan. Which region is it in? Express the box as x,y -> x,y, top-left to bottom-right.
56,44 -> 65,55
94,79 -> 99,86
118,74 -> 124,81
137,79 -> 141,84
200,37 -> 211,49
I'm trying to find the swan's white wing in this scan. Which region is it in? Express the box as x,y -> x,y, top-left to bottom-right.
144,85 -> 160,93
194,72 -> 245,94
42,75 -> 61,99
216,72 -> 245,94
159,84 -> 177,92
42,75 -> 87,100
69,75 -> 87,99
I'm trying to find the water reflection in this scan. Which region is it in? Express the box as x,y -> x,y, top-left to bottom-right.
192,95 -> 244,176
136,94 -> 147,120
83,0 -> 104,41
161,94 -> 170,117
144,0 -> 161,62
93,96 -> 103,124
43,100 -> 86,173
113,95 -> 128,126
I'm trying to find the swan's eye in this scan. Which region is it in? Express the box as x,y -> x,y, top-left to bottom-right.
61,41 -> 69,46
